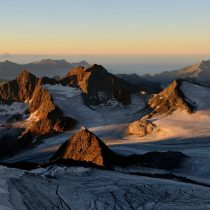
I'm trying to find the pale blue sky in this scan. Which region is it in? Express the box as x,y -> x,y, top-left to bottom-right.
0,0 -> 210,55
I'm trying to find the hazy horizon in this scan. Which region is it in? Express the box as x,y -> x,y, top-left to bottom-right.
0,54 -> 209,75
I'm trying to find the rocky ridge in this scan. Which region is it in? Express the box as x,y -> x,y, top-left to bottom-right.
0,70 -> 76,157
127,79 -> 195,136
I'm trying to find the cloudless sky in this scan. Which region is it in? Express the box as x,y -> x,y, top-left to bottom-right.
0,0 -> 210,55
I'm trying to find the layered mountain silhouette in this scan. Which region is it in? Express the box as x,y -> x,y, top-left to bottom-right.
0,59 -> 89,80
143,59 -> 210,84
117,73 -> 162,94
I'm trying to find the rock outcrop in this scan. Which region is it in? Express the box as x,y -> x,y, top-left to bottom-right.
127,117 -> 156,136
50,128 -> 119,167
60,64 -> 131,106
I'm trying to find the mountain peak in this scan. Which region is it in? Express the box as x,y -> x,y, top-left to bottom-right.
16,69 -> 36,79
50,128 -> 117,167
33,59 -> 70,66
149,79 -> 193,114
61,64 -> 131,106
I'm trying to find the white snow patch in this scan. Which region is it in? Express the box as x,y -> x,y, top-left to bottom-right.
181,81 -> 210,109
0,102 -> 28,117
43,84 -> 81,99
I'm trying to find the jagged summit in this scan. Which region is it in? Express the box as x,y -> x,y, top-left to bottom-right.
61,64 -> 131,106
50,128 -> 118,167
0,70 -> 38,103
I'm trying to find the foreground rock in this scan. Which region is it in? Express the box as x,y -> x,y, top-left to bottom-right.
49,129 -> 187,170
50,128 -> 119,167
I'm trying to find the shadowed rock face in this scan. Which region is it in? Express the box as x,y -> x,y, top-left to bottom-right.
61,64 -> 131,106
149,80 -> 193,114
116,73 -> 162,94
50,128 -> 119,167
0,127 -> 33,158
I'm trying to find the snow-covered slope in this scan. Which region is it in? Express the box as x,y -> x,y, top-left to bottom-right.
181,81 -> 210,110
2,81 -> 210,209
0,102 -> 28,123
1,165 -> 210,210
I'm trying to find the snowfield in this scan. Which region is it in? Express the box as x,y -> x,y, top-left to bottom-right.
1,81 -> 210,209
0,102 -> 28,123
1,166 -> 210,210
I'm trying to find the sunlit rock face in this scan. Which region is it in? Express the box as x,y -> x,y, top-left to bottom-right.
0,70 -> 38,103
0,71 -> 76,157
127,79 -> 195,136
149,80 -> 193,115
50,128 -> 119,167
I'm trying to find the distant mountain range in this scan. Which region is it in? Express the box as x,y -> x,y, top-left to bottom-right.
0,59 -> 89,80
1,58 -> 210,85
143,59 -> 210,84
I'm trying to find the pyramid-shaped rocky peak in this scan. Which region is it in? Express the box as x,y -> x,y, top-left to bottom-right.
16,70 -> 38,101
50,128 -> 119,167
149,79 -> 193,114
